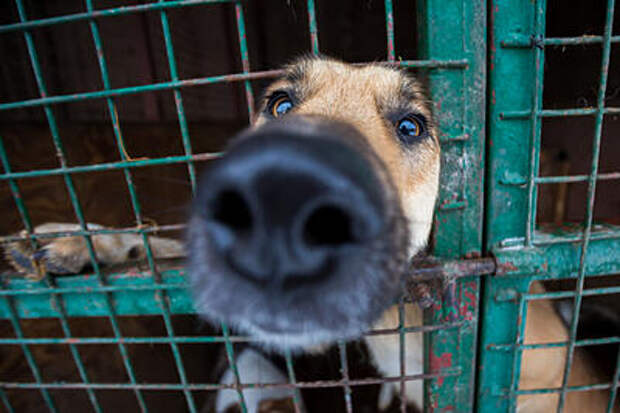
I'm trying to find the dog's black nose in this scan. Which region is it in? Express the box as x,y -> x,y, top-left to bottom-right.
197,119 -> 386,286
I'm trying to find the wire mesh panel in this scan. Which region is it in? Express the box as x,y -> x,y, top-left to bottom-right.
0,0 -> 485,412
479,0 -> 620,411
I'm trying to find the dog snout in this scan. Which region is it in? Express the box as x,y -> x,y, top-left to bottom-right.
198,119 -> 386,287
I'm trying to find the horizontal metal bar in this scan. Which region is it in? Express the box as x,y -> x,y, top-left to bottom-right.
0,60 -> 466,112
488,336 -> 620,351
408,257 -> 496,280
0,368 -> 462,391
498,225 -> 620,248
501,34 -> 620,48
0,137 -> 483,185
0,0 -> 234,34
0,280 -> 187,296
500,107 -> 620,119
386,59 -> 468,68
532,228 -> 620,246
0,152 -> 222,181
494,285 -> 620,303
543,35 -> 620,46
535,172 -> 620,184
0,70 -> 284,111
509,382 -> 619,397
523,285 -> 620,300
0,322 -> 469,345
494,232 -> 620,277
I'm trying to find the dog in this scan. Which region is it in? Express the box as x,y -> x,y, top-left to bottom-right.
4,57 -> 616,412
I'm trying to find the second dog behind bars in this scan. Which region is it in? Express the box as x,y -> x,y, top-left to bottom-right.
6,56 -> 616,413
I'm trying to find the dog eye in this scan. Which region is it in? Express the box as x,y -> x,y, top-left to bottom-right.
396,115 -> 424,143
269,94 -> 294,118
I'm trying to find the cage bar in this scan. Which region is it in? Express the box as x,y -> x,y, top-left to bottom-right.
500,34 -> 620,48
501,106 -> 620,119
234,1 -> 254,120
0,368 -> 462,391
524,0 -> 546,246
608,346 -> 620,413
306,0 -> 319,54
337,341 -> 354,413
158,0 -> 197,193
283,351 -> 303,413
221,323 -> 248,412
0,0 -> 235,33
384,0 -> 395,61
0,60 -> 465,112
507,297 -> 528,410
0,388 -> 14,413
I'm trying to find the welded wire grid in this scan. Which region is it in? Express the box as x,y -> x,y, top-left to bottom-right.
0,0 -> 473,412
497,0 -> 620,411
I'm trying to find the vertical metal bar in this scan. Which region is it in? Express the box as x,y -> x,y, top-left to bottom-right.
159,0 -> 197,194
15,0 -> 149,409
52,297 -> 103,413
384,0 -> 395,61
508,296 -> 528,412
0,140 -> 35,237
283,350 -> 303,413
606,345 -> 620,413
157,300 -> 198,413
524,0 -> 547,246
0,388 -> 14,413
221,323 -> 247,413
234,2 -> 254,121
557,1 -> 616,411
398,301 -> 407,413
0,289 -> 56,412
337,341 -> 353,413
306,0 -> 319,55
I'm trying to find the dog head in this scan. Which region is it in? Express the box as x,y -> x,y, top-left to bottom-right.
188,56 -> 440,350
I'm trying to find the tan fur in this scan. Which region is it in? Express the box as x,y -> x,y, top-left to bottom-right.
518,281 -> 616,413
4,58 -> 615,412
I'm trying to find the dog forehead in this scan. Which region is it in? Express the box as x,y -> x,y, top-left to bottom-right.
303,60 -> 399,93
286,58 -> 429,114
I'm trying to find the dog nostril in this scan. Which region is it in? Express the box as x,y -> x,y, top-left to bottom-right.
303,205 -> 355,247
210,190 -> 253,234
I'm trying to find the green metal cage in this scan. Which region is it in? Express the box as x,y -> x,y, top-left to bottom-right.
0,0 -> 618,412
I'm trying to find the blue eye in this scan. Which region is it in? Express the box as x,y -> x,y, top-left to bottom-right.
396,116 -> 424,142
270,95 -> 293,117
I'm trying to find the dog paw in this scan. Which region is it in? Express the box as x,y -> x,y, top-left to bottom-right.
4,229 -> 91,279
4,223 -> 185,280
